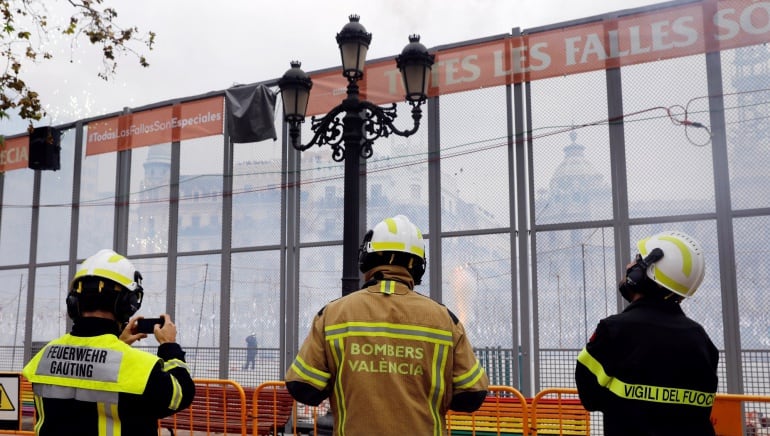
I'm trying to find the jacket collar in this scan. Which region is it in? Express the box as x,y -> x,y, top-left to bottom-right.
362,265 -> 415,293
624,296 -> 685,315
71,317 -> 122,337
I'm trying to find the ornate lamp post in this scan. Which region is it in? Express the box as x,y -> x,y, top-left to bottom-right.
279,15 -> 435,296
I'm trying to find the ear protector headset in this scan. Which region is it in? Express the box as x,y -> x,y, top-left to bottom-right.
66,271 -> 144,323
619,247 -> 663,302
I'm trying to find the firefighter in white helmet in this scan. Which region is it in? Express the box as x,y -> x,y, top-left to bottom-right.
286,215 -> 489,435
23,249 -> 195,436
575,231 -> 718,436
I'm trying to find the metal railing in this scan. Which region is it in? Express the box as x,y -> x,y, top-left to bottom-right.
7,346 -> 768,396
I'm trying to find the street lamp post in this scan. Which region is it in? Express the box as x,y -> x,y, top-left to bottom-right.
278,15 -> 435,296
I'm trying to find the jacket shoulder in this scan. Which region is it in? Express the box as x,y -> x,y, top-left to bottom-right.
411,292 -> 461,325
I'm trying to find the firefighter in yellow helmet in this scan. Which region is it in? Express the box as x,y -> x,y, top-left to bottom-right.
575,231 -> 718,436
285,215 -> 489,435
23,249 -> 195,436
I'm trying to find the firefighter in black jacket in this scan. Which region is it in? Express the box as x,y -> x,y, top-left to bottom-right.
23,249 -> 195,436
575,231 -> 718,436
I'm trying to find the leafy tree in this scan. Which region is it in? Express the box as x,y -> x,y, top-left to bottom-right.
0,0 -> 155,125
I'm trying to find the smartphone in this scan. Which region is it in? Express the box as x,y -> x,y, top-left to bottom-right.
136,317 -> 165,334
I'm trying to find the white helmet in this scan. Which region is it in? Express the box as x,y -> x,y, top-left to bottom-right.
70,249 -> 143,292
359,215 -> 426,283
67,249 -> 144,322
637,231 -> 705,298
362,215 -> 425,259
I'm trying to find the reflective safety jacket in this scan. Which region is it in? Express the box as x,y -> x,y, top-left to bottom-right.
22,317 -> 195,436
575,297 -> 718,436
285,267 -> 489,436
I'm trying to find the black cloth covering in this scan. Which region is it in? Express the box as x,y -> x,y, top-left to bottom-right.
225,83 -> 277,143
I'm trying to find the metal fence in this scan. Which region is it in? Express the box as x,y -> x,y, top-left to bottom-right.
1,0 -> 769,407
5,345 -> 769,398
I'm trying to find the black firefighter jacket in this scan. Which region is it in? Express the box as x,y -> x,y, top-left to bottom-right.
575,297 -> 718,436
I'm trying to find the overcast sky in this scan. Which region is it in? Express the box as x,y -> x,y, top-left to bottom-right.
0,0 -> 664,136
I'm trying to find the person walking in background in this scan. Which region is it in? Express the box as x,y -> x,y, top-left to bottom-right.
23,249 -> 195,436
575,231 -> 718,436
243,333 -> 258,370
285,214 -> 489,435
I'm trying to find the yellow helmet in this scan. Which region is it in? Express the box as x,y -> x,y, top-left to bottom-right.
637,231 -> 705,298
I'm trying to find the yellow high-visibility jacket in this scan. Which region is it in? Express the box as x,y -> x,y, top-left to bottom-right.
23,317 -> 194,436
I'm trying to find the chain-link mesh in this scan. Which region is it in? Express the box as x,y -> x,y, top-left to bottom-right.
298,245 -> 343,341
78,129 -> 116,258
128,144 -> 171,256
231,140 -> 284,247
735,216 -> 770,352
535,228 -> 617,350
442,234 -> 513,348
175,254 -> 222,350
230,250 -> 281,354
531,72 -> 613,226
297,151 -> 346,245
226,347 -> 284,387
0,269 -> 27,358
365,101 -> 430,232
623,56 -> 715,218
0,170 -> 33,265
4,7 -> 770,435
724,47 -> 770,211
440,87 -> 511,231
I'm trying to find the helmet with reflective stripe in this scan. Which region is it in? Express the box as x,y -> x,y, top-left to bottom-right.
71,249 -> 143,292
67,249 -> 144,322
637,230 -> 705,298
359,215 -> 426,284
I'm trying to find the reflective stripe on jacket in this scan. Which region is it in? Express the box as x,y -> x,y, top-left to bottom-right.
24,334 -> 159,394
22,317 -> 194,436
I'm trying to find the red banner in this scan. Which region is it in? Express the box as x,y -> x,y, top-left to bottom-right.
4,0 -> 769,169
86,96 -> 224,156
0,136 -> 30,172
306,0 -> 770,115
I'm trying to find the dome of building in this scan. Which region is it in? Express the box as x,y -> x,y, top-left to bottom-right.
548,130 -> 603,193
145,143 -> 172,166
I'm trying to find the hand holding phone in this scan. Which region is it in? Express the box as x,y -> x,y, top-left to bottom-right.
136,317 -> 165,334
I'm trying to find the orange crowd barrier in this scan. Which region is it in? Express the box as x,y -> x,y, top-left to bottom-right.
446,386 -> 590,435
447,385 -> 530,435
530,388 -> 590,435
160,379 -> 294,436
5,374 -> 770,436
160,378 -> 249,435
251,381 -> 294,435
711,393 -> 770,436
